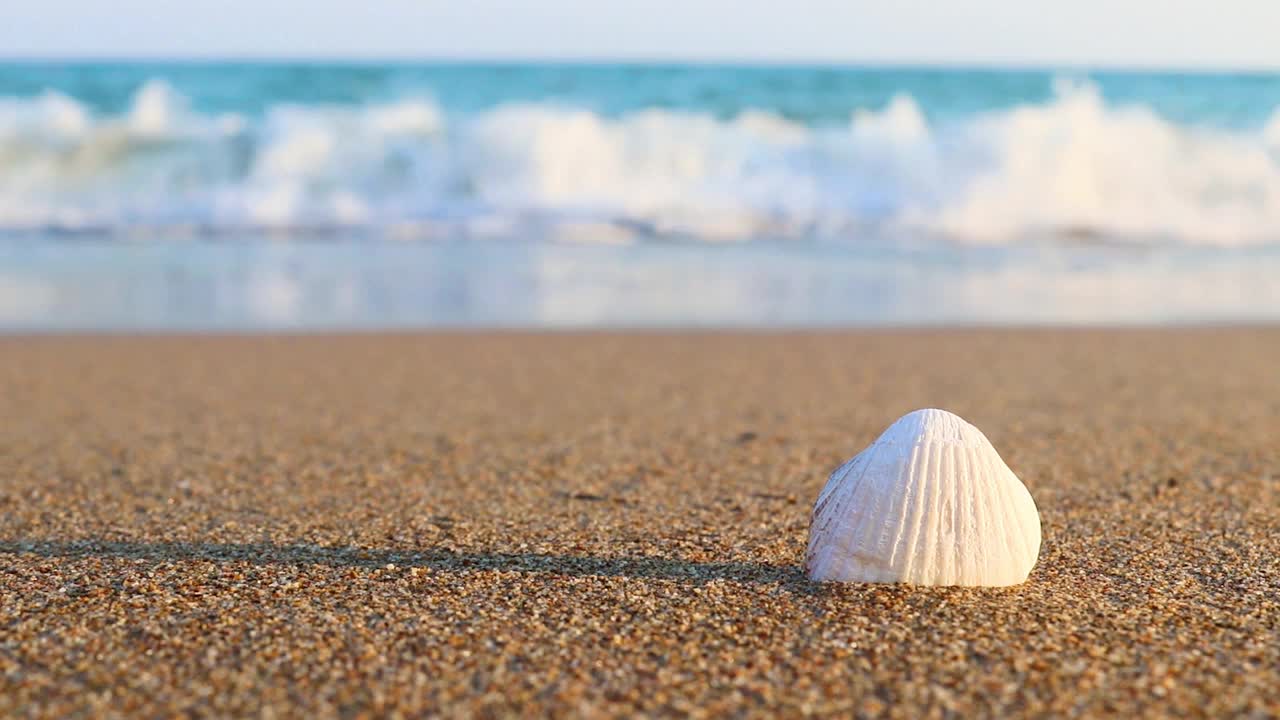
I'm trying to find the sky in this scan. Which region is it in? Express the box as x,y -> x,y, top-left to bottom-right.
3,0 -> 1280,70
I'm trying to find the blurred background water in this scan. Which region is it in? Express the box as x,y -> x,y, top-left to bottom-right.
3,62 -> 1280,328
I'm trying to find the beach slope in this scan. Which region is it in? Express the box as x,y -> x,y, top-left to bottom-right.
1,331 -> 1277,717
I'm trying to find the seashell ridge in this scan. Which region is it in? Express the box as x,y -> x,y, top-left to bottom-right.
806,408 -> 1041,586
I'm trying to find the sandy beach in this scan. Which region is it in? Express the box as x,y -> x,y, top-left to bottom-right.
1,330 -> 1277,717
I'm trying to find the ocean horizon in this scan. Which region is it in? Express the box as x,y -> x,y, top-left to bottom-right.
3,61 -> 1280,329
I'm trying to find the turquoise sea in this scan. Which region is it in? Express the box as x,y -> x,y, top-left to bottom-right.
2,62 -> 1280,328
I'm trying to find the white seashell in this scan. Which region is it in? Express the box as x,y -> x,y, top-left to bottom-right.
806,408 -> 1040,586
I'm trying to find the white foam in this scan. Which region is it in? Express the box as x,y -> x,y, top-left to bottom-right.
256,125 -> 336,180
851,93 -> 929,144
931,81 -> 1280,244
366,100 -> 444,135
1263,109 -> 1280,149
1,79 -> 1280,245
127,80 -> 184,137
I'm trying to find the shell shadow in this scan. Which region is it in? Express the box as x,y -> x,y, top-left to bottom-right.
0,539 -> 819,594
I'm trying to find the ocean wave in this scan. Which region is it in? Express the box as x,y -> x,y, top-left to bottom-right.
2,79 -> 1280,245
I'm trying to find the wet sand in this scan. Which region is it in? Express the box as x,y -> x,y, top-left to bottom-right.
1,330 -> 1277,717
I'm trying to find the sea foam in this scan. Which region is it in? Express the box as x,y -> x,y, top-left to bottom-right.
2,79 -> 1280,245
